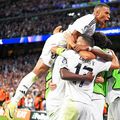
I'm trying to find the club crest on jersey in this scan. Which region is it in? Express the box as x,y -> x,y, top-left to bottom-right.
62,57 -> 67,64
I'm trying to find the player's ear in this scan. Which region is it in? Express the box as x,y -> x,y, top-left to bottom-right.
94,8 -> 101,18
96,10 -> 101,17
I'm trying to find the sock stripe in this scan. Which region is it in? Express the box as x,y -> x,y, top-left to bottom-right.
23,85 -> 29,89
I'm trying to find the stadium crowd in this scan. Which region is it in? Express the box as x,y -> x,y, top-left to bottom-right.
0,1 -> 119,38
0,53 -> 46,110
0,0 -> 92,18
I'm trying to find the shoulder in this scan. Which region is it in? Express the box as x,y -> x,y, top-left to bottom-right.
62,50 -> 76,57
45,32 -> 64,44
73,14 -> 95,27
76,14 -> 95,21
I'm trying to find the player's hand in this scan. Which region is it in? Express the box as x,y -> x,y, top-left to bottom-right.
95,76 -> 104,83
53,25 -> 62,34
84,72 -> 94,82
73,44 -> 89,52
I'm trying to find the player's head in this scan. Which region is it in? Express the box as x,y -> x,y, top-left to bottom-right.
93,3 -> 110,28
92,32 -> 112,49
77,34 -> 96,60
76,34 -> 94,47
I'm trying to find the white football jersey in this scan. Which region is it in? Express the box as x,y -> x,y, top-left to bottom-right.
67,14 -> 96,36
62,50 -> 111,104
40,14 -> 96,67
40,32 -> 67,67
46,56 -> 66,107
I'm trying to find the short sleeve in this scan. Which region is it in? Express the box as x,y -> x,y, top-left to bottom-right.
68,14 -> 95,34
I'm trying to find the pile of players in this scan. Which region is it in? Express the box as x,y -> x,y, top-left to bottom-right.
3,3 -> 120,120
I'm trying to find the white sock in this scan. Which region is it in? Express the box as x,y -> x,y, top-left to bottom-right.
11,72 -> 38,104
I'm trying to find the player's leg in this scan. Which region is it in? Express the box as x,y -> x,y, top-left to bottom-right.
92,99 -> 105,120
3,34 -> 59,120
58,99 -> 93,120
78,103 -> 93,120
11,59 -> 49,104
108,97 -> 120,120
47,104 -> 61,120
113,97 -> 120,120
58,99 -> 80,120
107,103 -> 114,120
4,33 -> 65,120
3,59 -> 49,120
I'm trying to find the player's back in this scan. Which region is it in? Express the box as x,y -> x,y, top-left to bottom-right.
62,50 -> 112,104
67,14 -> 96,36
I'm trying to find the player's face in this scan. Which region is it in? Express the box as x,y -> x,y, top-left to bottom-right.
96,7 -> 110,26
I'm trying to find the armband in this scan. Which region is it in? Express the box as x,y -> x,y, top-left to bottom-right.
56,47 -> 66,56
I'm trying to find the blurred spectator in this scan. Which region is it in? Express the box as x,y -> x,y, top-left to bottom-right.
5,91 -> 10,102
0,88 -> 6,106
0,88 -> 10,106
34,91 -> 43,111
18,97 -> 25,108
25,93 -> 34,110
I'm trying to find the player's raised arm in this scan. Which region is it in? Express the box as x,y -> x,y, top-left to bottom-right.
110,50 -> 120,69
88,46 -> 113,61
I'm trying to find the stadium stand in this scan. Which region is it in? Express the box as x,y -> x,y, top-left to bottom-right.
0,1 -> 119,38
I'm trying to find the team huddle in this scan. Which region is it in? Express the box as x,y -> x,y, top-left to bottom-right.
3,3 -> 120,120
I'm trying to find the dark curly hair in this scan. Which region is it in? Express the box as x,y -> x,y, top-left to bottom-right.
92,32 -> 112,49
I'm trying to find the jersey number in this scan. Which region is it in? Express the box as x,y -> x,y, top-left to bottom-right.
73,63 -> 93,87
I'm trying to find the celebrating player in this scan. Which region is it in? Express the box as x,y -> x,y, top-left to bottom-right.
46,34 -> 95,120
57,35 -> 119,120
4,3 -> 111,120
92,32 -> 113,120
106,64 -> 120,120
